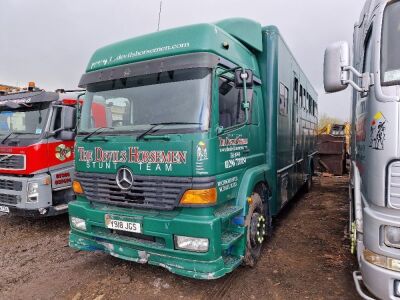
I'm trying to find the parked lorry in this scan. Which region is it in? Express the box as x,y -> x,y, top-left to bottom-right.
0,84 -> 79,217
69,18 -> 318,279
323,0 -> 400,298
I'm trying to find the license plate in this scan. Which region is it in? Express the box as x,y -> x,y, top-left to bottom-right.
105,216 -> 141,233
0,206 -> 10,213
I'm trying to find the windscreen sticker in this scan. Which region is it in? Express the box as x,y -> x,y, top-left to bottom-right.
369,112 -> 387,150
35,128 -> 42,134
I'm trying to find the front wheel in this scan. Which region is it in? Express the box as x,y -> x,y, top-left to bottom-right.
243,193 -> 268,267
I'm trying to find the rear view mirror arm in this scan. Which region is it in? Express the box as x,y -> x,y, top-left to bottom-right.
342,66 -> 370,93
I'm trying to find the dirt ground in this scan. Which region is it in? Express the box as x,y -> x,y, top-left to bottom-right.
0,176 -> 359,300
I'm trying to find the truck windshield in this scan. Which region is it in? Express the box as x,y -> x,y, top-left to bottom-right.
0,102 -> 50,136
80,68 -> 211,134
381,1 -> 400,85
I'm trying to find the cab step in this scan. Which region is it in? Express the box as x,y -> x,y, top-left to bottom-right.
214,205 -> 243,223
223,255 -> 243,271
221,231 -> 244,250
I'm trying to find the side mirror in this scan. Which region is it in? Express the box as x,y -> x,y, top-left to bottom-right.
62,106 -> 77,130
58,130 -> 76,141
323,41 -> 350,93
235,69 -> 254,89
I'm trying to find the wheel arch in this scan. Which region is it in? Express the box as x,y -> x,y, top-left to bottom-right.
236,164 -> 271,216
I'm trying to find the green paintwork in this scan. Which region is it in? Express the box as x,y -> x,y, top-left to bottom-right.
85,22 -> 260,77
70,19 -> 318,279
215,18 -> 263,52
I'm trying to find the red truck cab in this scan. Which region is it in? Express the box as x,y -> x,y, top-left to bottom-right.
0,87 -> 79,217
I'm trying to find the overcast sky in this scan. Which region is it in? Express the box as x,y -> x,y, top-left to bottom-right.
0,0 -> 366,120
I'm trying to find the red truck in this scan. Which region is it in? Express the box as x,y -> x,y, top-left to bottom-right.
0,84 -> 80,217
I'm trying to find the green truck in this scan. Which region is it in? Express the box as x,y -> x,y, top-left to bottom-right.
69,18 -> 318,279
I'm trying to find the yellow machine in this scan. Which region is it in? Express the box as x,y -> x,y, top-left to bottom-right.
0,84 -> 19,95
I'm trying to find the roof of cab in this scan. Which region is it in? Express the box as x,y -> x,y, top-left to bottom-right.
85,19 -> 264,77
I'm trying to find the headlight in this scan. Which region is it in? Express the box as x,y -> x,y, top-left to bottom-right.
385,226 -> 400,248
364,249 -> 400,272
27,182 -> 39,202
71,217 -> 87,231
174,235 -> 209,252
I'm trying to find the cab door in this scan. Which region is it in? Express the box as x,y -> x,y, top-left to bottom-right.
215,70 -> 253,180
47,105 -> 76,202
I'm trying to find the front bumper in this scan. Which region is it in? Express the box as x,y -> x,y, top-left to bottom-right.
358,206 -> 400,299
360,253 -> 400,300
68,200 -> 243,279
0,173 -> 65,217
2,205 -> 68,217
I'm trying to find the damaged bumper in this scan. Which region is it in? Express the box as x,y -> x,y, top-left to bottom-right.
70,231 -> 228,279
68,199 -> 242,279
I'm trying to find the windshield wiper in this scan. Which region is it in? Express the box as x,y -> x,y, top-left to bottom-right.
136,122 -> 201,141
0,132 -> 31,144
1,132 -> 14,144
82,127 -> 114,141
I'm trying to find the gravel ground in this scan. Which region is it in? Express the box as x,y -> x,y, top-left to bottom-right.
0,175 -> 359,300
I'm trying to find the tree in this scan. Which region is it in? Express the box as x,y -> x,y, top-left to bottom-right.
318,113 -> 343,131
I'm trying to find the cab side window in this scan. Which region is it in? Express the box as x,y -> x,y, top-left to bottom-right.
293,77 -> 299,104
51,107 -> 63,132
279,83 -> 289,116
218,77 -> 247,128
363,27 -> 373,74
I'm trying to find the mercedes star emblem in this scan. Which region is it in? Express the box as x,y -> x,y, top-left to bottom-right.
116,167 -> 134,191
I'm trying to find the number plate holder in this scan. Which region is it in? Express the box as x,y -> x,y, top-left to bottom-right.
105,214 -> 142,233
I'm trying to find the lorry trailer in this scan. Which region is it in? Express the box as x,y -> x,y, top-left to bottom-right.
0,85 -> 79,217
323,0 -> 400,298
69,18 -> 318,279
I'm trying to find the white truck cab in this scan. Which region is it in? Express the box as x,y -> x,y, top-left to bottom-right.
324,1 -> 400,299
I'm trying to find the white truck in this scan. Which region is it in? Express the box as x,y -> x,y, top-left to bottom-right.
323,0 -> 400,299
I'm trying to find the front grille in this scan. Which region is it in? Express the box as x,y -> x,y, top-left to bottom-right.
388,161 -> 400,208
0,179 -> 22,191
0,193 -> 18,206
76,172 -> 215,211
0,154 -> 25,170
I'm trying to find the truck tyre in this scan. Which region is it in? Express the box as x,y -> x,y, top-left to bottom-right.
244,192 -> 268,267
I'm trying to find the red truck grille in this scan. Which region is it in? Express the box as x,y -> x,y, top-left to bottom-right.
0,154 -> 25,170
